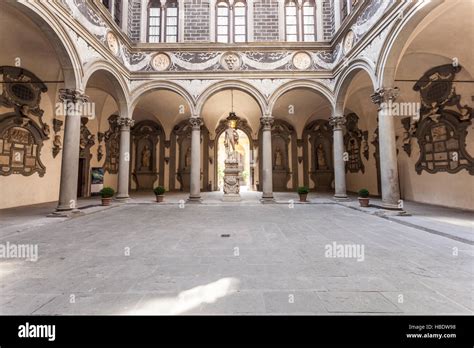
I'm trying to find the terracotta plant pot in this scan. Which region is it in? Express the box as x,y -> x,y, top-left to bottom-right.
299,193 -> 308,202
101,197 -> 112,206
358,197 -> 370,207
156,195 -> 164,203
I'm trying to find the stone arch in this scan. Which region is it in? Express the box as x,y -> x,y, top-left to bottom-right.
334,59 -> 377,114
268,79 -> 335,116
82,61 -> 130,117
376,0 -> 449,88
130,80 -> 196,118
6,1 -> 81,90
196,80 -> 267,117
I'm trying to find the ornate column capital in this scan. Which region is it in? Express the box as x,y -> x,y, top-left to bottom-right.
260,116 -> 274,130
329,115 -> 346,130
189,117 -> 203,130
371,87 -> 400,108
58,89 -> 89,104
117,117 -> 134,129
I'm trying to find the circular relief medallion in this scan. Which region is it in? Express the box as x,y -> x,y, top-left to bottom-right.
292,52 -> 312,70
151,53 -> 171,71
343,30 -> 355,54
106,31 -> 119,56
221,52 -> 241,71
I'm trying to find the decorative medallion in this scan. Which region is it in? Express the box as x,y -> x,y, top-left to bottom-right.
151,53 -> 171,71
343,30 -> 355,55
106,31 -> 119,56
221,52 -> 241,71
292,52 -> 312,70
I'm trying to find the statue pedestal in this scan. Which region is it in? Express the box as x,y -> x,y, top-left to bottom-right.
222,158 -> 241,202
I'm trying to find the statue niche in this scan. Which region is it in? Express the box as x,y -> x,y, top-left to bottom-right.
171,119 -> 209,191
131,120 -> 163,190
303,120 -> 333,191
266,120 -> 295,191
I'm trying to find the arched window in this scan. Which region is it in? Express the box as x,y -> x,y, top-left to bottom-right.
302,0 -> 316,42
147,0 -> 161,43
285,0 -> 298,42
216,1 -> 230,43
233,1 -> 247,43
165,0 -> 179,42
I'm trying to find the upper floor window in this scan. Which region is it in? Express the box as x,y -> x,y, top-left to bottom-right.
302,0 -> 316,41
216,0 -> 247,43
114,0 -> 122,26
285,0 -> 298,42
165,1 -> 179,42
147,0 -> 179,43
217,1 -> 230,43
285,0 -> 316,42
341,0 -> 359,22
148,0 -> 161,43
233,1 -> 247,43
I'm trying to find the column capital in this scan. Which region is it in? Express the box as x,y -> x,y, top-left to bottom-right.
329,115 -> 346,130
58,89 -> 89,103
260,116 -> 274,130
117,117 -> 134,128
189,117 -> 203,129
371,87 -> 400,107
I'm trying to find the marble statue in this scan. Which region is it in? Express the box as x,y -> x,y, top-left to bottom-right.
141,144 -> 151,169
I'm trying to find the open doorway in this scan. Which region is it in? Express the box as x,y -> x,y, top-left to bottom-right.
217,129 -> 251,191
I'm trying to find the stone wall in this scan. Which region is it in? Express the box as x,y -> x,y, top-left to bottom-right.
184,0 -> 210,41
128,0 -> 141,42
253,0 -> 280,41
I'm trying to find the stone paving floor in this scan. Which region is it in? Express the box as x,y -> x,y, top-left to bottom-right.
0,192 -> 472,315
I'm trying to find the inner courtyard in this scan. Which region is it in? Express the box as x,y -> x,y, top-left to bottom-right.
0,0 -> 473,317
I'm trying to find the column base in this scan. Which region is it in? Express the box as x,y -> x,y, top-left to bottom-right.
381,202 -> 404,211
48,208 -> 83,218
115,195 -> 130,202
333,194 -> 350,201
187,196 -> 202,203
260,194 -> 275,203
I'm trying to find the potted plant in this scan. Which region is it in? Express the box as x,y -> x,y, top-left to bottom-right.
100,187 -> 115,206
153,186 -> 166,203
297,186 -> 309,202
358,188 -> 370,207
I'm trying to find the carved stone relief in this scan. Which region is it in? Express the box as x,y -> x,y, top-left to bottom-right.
344,113 -> 368,174
406,64 -> 474,174
0,114 -> 46,177
104,115 -> 121,174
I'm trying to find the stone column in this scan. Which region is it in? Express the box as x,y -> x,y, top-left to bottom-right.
329,115 -> 347,199
188,117 -> 203,202
371,87 -> 401,209
116,117 -> 134,200
55,89 -> 88,213
260,116 -> 274,202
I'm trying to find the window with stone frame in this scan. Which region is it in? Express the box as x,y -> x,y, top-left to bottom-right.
147,0 -> 180,43
114,0 -> 122,26
302,0 -> 316,42
216,1 -> 230,43
233,1 -> 248,43
147,0 -> 161,43
285,0 -> 298,42
165,0 -> 179,43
